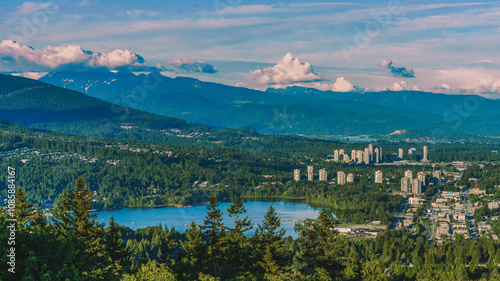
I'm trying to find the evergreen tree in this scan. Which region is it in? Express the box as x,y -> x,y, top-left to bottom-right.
225,196 -> 253,274
298,208 -> 342,278
362,252 -> 386,281
202,194 -> 226,277
180,221 -> 206,280
343,250 -> 362,281
104,215 -> 131,278
14,186 -> 34,228
258,244 -> 282,277
159,228 -> 178,269
30,208 -> 47,231
253,203 -> 288,271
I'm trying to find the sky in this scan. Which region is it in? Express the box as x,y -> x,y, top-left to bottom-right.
1,0 -> 500,97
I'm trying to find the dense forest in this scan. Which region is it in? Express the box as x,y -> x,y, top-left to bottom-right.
4,179 -> 500,280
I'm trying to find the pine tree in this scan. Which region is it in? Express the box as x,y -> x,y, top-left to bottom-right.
14,186 -> 34,228
51,176 -> 107,279
253,203 -> 288,272
362,252 -> 386,281
202,194 -> 226,277
159,228 -> 178,269
30,208 -> 47,231
104,215 -> 131,278
343,250 -> 362,281
180,221 -> 206,280
52,189 -> 74,236
258,244 -> 282,276
226,196 -> 253,274
298,208 -> 342,278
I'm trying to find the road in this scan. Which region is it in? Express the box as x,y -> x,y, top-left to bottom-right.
426,190 -> 441,241
463,190 -> 476,239
391,200 -> 407,229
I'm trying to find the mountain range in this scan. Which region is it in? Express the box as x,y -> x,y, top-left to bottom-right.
0,74 -> 188,138
38,71 -> 500,139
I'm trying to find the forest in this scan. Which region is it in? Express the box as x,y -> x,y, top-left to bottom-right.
4,179 -> 500,280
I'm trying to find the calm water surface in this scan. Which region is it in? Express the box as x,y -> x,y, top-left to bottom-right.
93,201 -> 321,238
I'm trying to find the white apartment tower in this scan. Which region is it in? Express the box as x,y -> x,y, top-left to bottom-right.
423,145 -> 429,161
334,150 -> 339,162
364,148 -> 371,164
405,170 -> 413,180
401,177 -> 411,192
346,173 -> 354,183
398,148 -> 404,160
319,168 -> 327,181
337,171 -> 346,185
294,169 -> 300,181
374,147 -> 380,163
412,178 -> 422,194
417,171 -> 426,186
375,170 -> 383,183
307,165 -> 314,181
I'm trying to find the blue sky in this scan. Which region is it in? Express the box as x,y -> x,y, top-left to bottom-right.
1,0 -> 500,96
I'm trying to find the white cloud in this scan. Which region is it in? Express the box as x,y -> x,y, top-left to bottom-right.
0,40 -> 146,71
290,77 -> 355,92
17,1 -> 53,15
250,53 -> 322,85
10,72 -> 47,80
390,81 -> 408,91
236,82 -> 248,87
436,68 -> 500,94
167,58 -> 217,73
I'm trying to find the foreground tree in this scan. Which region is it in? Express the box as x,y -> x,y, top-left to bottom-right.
297,208 -> 342,278
253,203 -> 289,273
202,194 -> 226,277
225,196 -> 253,275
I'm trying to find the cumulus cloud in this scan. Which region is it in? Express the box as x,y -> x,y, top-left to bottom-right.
436,68 -> 500,95
250,53 -> 322,84
167,58 -> 217,73
0,40 -> 147,71
236,82 -> 248,88
378,60 -> 415,78
285,77 -> 355,92
10,72 -> 48,80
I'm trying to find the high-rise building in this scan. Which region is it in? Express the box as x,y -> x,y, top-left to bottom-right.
346,173 -> 354,183
294,169 -> 300,181
398,148 -> 404,160
417,171 -> 426,186
351,150 -> 357,163
412,178 -> 422,194
379,147 -> 383,162
423,145 -> 429,161
307,165 -> 314,181
319,168 -> 327,181
374,147 -> 380,164
356,150 -> 363,164
334,150 -> 339,162
401,177 -> 411,192
339,149 -> 345,155
343,154 -> 350,163
375,170 -> 383,183
405,170 -> 413,180
337,171 -> 346,185
433,170 -> 442,186
364,148 -> 371,164
408,148 -> 416,154
368,143 -> 374,162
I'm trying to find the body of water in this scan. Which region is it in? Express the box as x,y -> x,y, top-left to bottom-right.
93,201 -> 322,238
